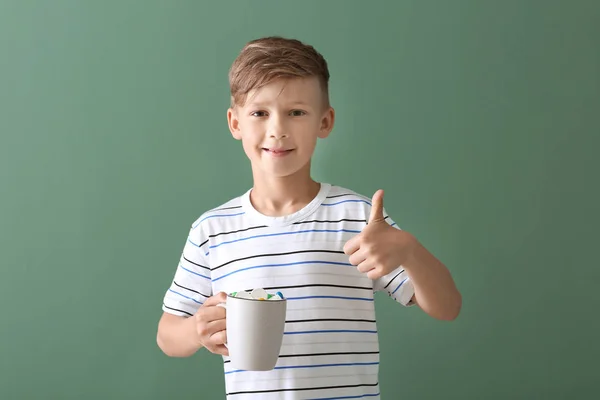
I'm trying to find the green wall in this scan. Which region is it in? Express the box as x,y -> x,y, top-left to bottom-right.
1,0 -> 598,399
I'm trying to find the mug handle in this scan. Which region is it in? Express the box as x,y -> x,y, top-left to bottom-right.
216,302 -> 228,348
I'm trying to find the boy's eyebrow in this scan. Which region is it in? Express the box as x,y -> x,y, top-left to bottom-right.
246,101 -> 313,108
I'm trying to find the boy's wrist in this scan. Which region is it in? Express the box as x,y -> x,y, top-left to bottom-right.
395,230 -> 419,271
185,314 -> 204,351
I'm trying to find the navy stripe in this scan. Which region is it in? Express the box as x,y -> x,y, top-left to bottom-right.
162,304 -> 193,317
187,236 -> 209,252
201,211 -> 245,222
287,295 -> 373,302
210,229 -> 360,249
294,217 -> 386,226
225,361 -> 379,375
179,265 -> 210,280
285,318 -> 376,324
293,218 -> 368,225
213,249 -> 346,271
168,289 -> 203,305
261,283 -> 373,292
308,392 -> 380,400
383,270 -> 404,289
209,224 -> 267,239
173,281 -> 210,299
392,277 -> 408,294
211,205 -> 242,212
182,255 -> 209,271
226,382 -> 379,396
322,199 -> 371,207
209,218 -> 372,243
284,329 -> 377,335
327,192 -> 373,203
192,211 -> 245,228
213,260 -> 353,282
207,219 -> 373,243
224,351 -> 379,363
326,193 -> 356,199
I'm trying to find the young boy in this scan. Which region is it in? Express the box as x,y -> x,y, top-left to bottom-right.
157,36 -> 461,399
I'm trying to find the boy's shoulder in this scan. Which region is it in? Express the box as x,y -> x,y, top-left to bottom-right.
324,184 -> 373,204
188,183 -> 379,235
188,190 -> 247,233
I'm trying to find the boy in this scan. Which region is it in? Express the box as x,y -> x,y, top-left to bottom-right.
157,36 -> 461,399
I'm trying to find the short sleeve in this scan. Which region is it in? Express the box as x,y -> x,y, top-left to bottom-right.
162,222 -> 213,317
373,210 -> 416,307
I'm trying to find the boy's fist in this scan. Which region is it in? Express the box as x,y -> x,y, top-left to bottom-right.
343,190 -> 415,280
194,291 -> 228,356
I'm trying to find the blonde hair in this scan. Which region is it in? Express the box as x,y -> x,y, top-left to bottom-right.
228,36 -> 330,108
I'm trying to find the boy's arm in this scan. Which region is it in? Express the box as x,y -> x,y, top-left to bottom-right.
157,292 -> 228,357
157,312 -> 203,357
359,191 -> 461,320
157,221 -> 217,356
401,233 -> 462,321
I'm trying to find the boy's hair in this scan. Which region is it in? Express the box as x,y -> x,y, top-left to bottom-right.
228,36 -> 330,108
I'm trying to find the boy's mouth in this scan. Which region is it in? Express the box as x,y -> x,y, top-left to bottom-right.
262,148 -> 294,156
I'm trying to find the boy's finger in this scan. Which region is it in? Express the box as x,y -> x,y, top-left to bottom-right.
367,269 -> 383,280
205,319 -> 227,335
368,190 -> 385,223
199,305 -> 226,323
212,344 -> 229,356
348,249 -> 367,266
203,292 -> 228,307
343,236 -> 360,255
357,260 -> 374,273
210,330 -> 228,346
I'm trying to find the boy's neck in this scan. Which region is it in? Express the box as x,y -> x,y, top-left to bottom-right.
249,166 -> 321,217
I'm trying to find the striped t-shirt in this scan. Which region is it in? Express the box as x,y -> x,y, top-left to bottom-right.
162,183 -> 415,400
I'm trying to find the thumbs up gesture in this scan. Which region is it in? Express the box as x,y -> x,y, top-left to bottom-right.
343,190 -> 415,280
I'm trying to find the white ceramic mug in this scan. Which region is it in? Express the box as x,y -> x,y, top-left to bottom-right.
217,294 -> 287,371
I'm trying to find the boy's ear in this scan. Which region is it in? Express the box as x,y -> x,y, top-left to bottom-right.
227,108 -> 242,140
318,106 -> 335,139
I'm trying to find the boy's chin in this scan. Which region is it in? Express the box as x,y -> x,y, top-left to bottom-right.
263,169 -> 302,179
253,164 -> 308,179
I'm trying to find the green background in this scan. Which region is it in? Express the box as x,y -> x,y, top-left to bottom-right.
1,0 -> 598,399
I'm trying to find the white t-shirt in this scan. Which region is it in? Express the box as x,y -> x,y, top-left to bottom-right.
162,183 -> 415,399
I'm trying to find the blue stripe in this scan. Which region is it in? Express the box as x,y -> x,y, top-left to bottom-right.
322,199 -> 372,207
390,222 -> 397,227
192,212 -> 245,228
209,229 -> 361,249
287,295 -> 373,302
180,265 -> 210,280
187,237 -> 200,247
213,260 -> 353,282
392,277 -> 408,294
225,361 -> 378,375
168,289 -> 203,305
187,237 -> 210,254
284,329 -> 377,335
307,392 -> 381,400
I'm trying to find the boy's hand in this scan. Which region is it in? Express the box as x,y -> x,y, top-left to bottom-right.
343,190 -> 416,280
194,292 -> 229,356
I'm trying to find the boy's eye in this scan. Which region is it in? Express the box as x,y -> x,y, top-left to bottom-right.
251,110 -> 306,117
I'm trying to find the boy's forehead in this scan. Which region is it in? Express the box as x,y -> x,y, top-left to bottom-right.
245,77 -> 322,107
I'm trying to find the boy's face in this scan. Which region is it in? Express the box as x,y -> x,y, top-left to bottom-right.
227,77 -> 334,179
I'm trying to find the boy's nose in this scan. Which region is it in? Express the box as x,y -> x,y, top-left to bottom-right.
267,120 -> 288,139
269,130 -> 288,139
